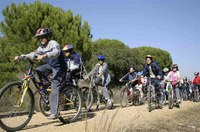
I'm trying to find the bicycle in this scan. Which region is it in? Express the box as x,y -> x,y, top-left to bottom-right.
193,85 -> 200,102
146,77 -> 162,112
168,81 -> 181,109
83,75 -> 113,111
0,58 -> 82,131
119,80 -> 142,107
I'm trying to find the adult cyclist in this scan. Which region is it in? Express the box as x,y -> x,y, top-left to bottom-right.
143,55 -> 163,108
14,28 -> 67,119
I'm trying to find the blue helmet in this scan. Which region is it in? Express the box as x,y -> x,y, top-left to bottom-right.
97,55 -> 105,60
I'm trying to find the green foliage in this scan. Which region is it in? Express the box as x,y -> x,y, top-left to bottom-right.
134,46 -> 173,69
87,39 -> 143,82
0,1 -> 92,88
0,1 -> 92,57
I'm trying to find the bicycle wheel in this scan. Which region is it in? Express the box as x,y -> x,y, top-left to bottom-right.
38,89 -> 51,117
119,86 -> 131,107
82,87 -> 94,111
0,81 -> 34,131
147,86 -> 152,112
168,88 -> 174,109
59,84 -> 82,122
133,89 -> 141,106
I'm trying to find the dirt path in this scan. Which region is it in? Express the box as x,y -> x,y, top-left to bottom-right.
1,101 -> 199,132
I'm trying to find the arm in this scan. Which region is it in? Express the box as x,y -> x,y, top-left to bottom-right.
45,41 -> 61,59
119,72 -> 129,82
87,64 -> 99,77
143,64 -> 149,77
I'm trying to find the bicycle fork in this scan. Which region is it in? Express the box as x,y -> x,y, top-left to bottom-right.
15,80 -> 30,108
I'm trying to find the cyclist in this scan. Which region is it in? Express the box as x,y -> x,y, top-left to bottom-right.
162,68 -> 170,102
85,55 -> 113,107
119,66 -> 143,99
62,44 -> 84,84
192,72 -> 200,101
143,55 -> 163,108
182,77 -> 190,99
14,28 -> 67,119
165,64 -> 181,103
119,66 -> 138,85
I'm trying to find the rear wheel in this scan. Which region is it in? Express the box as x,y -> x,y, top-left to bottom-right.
39,84 -> 82,122
0,81 -> 34,131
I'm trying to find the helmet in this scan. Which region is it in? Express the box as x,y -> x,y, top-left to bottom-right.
35,28 -> 52,38
145,55 -> 153,60
194,72 -> 199,75
163,68 -> 169,73
62,44 -> 74,51
172,64 -> 178,68
183,77 -> 187,81
97,55 -> 105,60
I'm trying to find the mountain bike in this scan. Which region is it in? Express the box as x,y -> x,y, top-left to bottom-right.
119,80 -> 142,107
146,77 -> 162,112
168,82 -> 181,109
0,58 -> 82,131
193,85 -> 200,102
83,75 -> 113,111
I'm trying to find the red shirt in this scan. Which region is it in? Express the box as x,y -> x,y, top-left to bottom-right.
192,76 -> 200,85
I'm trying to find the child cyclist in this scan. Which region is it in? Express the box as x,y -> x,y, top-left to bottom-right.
165,64 -> 181,103
119,66 -> 143,99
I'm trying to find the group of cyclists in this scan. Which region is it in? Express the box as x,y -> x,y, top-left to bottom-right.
13,27 -> 200,120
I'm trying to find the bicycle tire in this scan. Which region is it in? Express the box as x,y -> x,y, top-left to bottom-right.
168,88 -> 174,109
0,81 -> 34,131
147,85 -> 152,112
119,86 -> 131,107
82,87 -> 94,111
133,89 -> 141,106
38,90 -> 51,116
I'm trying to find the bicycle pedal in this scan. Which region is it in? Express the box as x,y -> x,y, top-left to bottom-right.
58,116 -> 69,124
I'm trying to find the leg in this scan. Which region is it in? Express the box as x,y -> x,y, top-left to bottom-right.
48,68 -> 65,119
35,64 -> 52,85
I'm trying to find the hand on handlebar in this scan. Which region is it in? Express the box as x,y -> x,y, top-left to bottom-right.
14,56 -> 20,61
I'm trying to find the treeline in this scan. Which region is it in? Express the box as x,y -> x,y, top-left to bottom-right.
0,1 -> 172,88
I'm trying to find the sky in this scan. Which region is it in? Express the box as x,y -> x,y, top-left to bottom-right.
0,0 -> 200,79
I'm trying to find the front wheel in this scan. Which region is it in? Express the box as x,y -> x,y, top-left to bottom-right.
168,89 -> 174,109
0,81 -> 34,131
119,86 -> 131,107
147,86 -> 152,112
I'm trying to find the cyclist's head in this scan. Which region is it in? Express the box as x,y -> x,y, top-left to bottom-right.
35,28 -> 52,45
183,77 -> 187,81
194,72 -> 199,76
97,55 -> 105,64
145,55 -> 153,64
163,67 -> 169,73
130,66 -> 135,73
62,44 -> 74,57
172,64 -> 179,71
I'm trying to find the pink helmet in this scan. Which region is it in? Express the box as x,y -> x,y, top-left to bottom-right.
35,28 -> 52,37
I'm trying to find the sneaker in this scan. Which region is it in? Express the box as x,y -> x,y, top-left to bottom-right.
47,114 -> 59,120
107,99 -> 113,109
